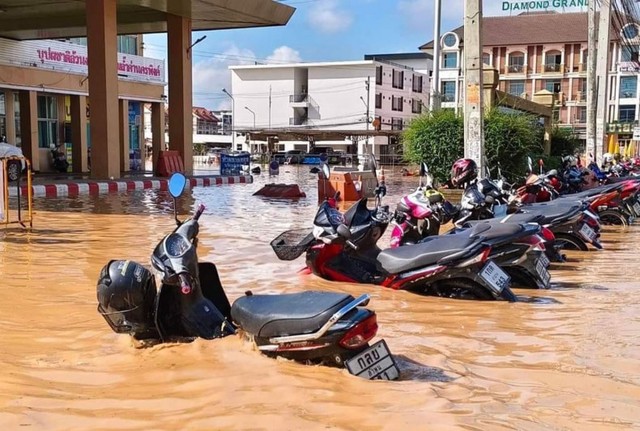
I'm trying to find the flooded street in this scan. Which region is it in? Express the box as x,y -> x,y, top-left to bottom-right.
1,166 -> 639,430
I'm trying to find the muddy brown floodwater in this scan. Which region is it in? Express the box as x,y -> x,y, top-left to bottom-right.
0,166 -> 639,431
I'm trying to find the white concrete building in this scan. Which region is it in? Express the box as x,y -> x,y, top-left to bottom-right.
229,59 -> 430,156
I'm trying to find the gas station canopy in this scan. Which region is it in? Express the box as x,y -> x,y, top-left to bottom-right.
0,0 -> 295,40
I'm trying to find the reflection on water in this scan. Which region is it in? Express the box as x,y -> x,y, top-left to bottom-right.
1,166 -> 639,430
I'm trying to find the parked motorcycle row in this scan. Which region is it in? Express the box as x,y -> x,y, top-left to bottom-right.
271,155 -> 640,305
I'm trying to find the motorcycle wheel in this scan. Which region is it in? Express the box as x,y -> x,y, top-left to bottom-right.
430,279 -> 494,301
554,233 -> 588,251
598,210 -> 628,226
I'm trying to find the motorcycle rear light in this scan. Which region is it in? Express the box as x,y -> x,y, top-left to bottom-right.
541,227 -> 555,242
339,313 -> 378,349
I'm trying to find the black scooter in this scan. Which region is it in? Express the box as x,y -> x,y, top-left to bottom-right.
97,173 -> 398,380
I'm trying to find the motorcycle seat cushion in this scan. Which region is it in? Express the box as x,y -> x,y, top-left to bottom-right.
377,234 -> 477,274
518,202 -> 581,224
230,291 -> 354,338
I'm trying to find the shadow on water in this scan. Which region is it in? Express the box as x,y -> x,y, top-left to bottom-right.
0,228 -> 91,245
394,355 -> 456,383
513,294 -> 563,304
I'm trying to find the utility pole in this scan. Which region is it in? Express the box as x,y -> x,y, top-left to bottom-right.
365,76 -> 371,154
430,0 -> 442,111
595,0 -> 612,162
586,0 -> 598,159
268,85 -> 272,129
463,0 -> 485,175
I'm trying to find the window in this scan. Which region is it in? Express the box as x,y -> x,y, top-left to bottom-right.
442,33 -> 457,48
391,117 -> 403,131
544,52 -> 562,72
622,45 -> 640,62
375,93 -> 382,109
622,24 -> 639,40
620,76 -> 637,98
508,81 -> 525,96
441,81 -> 456,102
391,95 -> 403,111
196,119 -> 217,135
392,69 -> 404,89
117,36 -> 138,55
577,78 -> 587,101
581,49 -> 588,64
412,99 -> 422,114
619,105 -> 636,122
545,80 -> 561,93
412,75 -> 423,92
37,95 -> 58,149
482,53 -> 491,66
376,65 -> 383,85
443,52 -> 457,69
576,106 -> 587,123
508,53 -> 525,73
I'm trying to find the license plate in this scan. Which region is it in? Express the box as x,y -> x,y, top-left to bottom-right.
579,223 -> 596,242
633,202 -> 640,216
478,260 -> 510,295
538,252 -> 550,269
345,339 -> 399,381
535,257 -> 551,287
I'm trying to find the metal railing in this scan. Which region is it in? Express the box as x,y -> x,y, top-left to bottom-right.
508,64 -> 525,73
544,63 -> 562,72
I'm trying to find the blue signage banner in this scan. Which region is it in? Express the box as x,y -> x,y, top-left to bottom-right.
220,153 -> 250,174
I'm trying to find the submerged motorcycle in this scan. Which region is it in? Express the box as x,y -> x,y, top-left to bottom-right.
97,173 -> 398,379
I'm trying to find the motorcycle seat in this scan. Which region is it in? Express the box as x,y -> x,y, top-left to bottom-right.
517,202 -> 582,224
377,234 -> 478,274
230,291 -> 354,338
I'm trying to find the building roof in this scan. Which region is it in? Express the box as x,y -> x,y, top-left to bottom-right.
0,0 -> 295,40
419,11 -> 621,49
193,107 -> 219,122
230,60 -> 376,70
364,52 -> 433,61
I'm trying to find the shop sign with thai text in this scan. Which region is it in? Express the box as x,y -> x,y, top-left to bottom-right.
0,38 -> 164,84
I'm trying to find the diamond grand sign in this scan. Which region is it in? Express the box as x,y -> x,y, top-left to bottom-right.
502,0 -> 588,11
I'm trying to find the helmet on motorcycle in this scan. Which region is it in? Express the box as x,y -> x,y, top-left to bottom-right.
562,155 -> 577,169
602,153 -> 614,166
96,260 -> 159,340
450,158 -> 478,188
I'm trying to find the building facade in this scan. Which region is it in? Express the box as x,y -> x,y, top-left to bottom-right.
420,11 -> 640,150
0,34 -> 165,173
229,60 -> 430,155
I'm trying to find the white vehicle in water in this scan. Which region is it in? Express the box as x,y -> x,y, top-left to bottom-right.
0,142 -> 26,181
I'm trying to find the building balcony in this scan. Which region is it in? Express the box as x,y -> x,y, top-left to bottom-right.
506,64 -> 526,74
543,63 -> 564,73
289,116 -> 308,126
573,91 -> 587,102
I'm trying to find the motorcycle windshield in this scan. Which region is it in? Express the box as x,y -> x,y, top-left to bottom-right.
313,202 -> 344,228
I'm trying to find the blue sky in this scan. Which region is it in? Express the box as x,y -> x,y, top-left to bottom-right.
142,0 -> 588,110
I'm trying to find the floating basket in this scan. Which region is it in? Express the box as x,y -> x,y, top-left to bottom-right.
270,228 -> 315,261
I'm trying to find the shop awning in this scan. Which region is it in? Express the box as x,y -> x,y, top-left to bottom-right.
0,0 -> 295,40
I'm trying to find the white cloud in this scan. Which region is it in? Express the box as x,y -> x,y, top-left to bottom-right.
308,0 -> 353,34
191,45 -> 302,110
266,46 -> 302,64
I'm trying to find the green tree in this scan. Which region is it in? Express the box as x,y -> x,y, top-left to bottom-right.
402,109 -> 464,182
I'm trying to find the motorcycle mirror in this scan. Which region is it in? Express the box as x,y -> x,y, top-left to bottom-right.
484,195 -> 495,205
336,224 -> 352,239
168,172 -> 187,198
321,162 -> 330,179
527,156 -> 533,173
419,162 -> 428,177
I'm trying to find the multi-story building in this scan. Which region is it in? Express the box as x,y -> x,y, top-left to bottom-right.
229,60 -> 430,155
420,11 -> 640,148
0,34 -> 165,172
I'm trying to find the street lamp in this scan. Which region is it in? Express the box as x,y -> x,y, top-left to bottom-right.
244,106 -> 256,128
222,88 -> 235,150
245,106 -> 256,155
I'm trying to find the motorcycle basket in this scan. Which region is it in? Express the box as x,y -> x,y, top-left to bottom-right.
270,228 -> 315,261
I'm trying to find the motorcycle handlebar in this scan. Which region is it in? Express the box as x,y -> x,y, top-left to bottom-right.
193,203 -> 205,221
346,239 -> 358,250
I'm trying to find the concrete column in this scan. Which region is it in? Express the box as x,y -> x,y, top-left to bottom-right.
4,90 -> 15,144
151,102 -> 165,172
18,90 -> 39,171
70,95 -> 88,173
595,2 -> 612,161
87,0 -> 120,179
119,99 -> 130,172
167,14 -> 193,174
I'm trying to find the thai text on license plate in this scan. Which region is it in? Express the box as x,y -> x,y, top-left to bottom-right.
633,202 -> 640,216
579,223 -> 596,241
479,260 -> 510,295
345,340 -> 399,381
535,256 -> 551,287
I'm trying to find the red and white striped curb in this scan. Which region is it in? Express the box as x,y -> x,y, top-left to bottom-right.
8,175 -> 252,198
